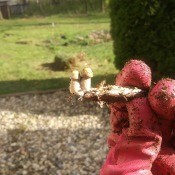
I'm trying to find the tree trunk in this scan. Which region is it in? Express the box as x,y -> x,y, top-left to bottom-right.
100,0 -> 105,12
0,9 -> 3,20
84,0 -> 88,14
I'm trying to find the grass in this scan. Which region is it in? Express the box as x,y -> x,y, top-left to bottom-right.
0,14 -> 117,94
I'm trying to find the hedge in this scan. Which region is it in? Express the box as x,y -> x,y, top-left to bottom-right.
109,0 -> 175,79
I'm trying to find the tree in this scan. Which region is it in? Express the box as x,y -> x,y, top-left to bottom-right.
110,0 -> 175,79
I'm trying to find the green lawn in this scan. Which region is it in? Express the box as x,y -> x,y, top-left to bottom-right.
0,14 -> 117,94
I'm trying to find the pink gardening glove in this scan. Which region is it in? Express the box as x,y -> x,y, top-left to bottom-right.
157,118 -> 173,145
148,78 -> 175,146
107,59 -> 152,148
100,60 -> 162,175
108,102 -> 128,149
148,78 -> 175,175
172,121 -> 175,148
101,97 -> 162,175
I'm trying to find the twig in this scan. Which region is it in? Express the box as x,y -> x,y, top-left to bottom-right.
82,85 -> 147,103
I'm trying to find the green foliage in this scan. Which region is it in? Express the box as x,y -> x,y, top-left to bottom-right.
110,0 -> 175,79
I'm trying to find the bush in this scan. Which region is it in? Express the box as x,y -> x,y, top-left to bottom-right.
110,0 -> 175,79
53,52 -> 87,71
54,53 -> 72,71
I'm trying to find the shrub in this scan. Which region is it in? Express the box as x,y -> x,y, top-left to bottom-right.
52,52 -> 87,71
54,53 -> 72,71
109,0 -> 175,79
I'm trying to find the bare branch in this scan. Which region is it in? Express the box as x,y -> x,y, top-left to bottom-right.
82,85 -> 147,103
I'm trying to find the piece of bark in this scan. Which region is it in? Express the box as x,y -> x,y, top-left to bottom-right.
83,85 -> 147,103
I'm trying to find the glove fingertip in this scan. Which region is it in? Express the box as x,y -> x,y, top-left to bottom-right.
115,59 -> 151,89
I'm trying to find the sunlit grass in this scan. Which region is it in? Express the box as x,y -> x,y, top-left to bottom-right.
0,14 -> 116,94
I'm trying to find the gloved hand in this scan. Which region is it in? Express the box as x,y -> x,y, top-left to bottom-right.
157,118 -> 173,145
100,60 -> 162,175
172,121 -> 175,147
109,102 -> 128,135
148,78 -> 175,146
107,109 -> 126,154
148,78 -> 175,120
107,59 -> 152,148
148,78 -> 175,175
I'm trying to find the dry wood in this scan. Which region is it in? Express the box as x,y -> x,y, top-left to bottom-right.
82,85 -> 147,103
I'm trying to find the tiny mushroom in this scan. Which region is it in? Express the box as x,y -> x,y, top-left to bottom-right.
69,70 -> 84,97
80,67 -> 93,92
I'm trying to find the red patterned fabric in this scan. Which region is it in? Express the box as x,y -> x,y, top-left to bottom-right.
100,98 -> 162,175
152,147 -> 175,175
172,121 -> 175,148
158,118 -> 173,145
100,60 -> 175,175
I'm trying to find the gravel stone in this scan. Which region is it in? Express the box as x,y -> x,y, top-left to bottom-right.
0,90 -> 110,175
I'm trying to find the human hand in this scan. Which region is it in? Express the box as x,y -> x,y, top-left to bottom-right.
148,78 -> 175,146
101,60 -> 162,175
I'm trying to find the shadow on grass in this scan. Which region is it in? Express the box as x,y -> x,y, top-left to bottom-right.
42,63 -> 60,71
0,74 -> 114,119
0,74 -> 116,95
0,78 -> 69,95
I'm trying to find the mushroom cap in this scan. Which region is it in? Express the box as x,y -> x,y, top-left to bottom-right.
80,68 -> 93,78
71,70 -> 80,80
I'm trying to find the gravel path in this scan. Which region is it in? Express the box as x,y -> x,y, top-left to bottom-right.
0,90 -> 110,175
